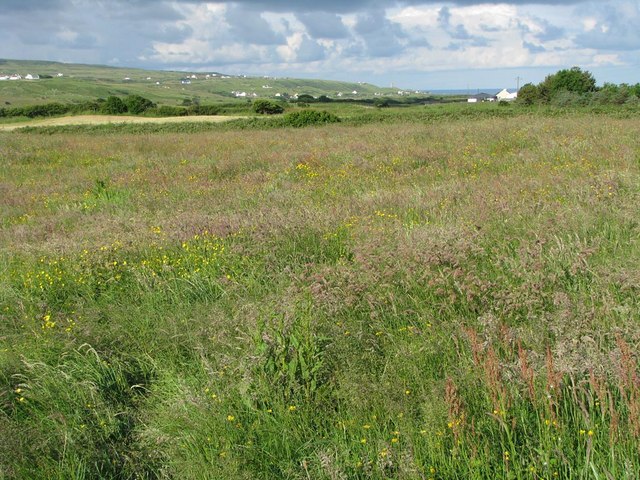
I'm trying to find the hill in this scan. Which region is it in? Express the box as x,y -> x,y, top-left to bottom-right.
0,59 -> 401,107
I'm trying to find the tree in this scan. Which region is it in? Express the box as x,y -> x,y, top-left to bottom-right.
539,67 -> 596,101
516,83 -> 540,106
101,96 -> 127,114
295,94 -> 316,103
253,99 -> 284,115
374,98 -> 390,108
124,95 -> 155,114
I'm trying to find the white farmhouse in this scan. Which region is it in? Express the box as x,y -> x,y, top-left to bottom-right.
9,74 -> 22,80
25,74 -> 40,80
496,88 -> 518,101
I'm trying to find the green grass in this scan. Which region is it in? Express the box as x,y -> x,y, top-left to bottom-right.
0,59 -> 400,108
1,108 -> 639,479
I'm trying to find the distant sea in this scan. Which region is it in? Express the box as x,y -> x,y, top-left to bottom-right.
425,88 -> 504,95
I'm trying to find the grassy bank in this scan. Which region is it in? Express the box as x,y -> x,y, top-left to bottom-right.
1,112 -> 639,478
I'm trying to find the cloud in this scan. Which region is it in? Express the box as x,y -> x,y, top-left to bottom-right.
0,0 -> 635,90
296,35 -> 328,62
354,10 -> 406,57
296,12 -> 350,39
225,5 -> 286,45
574,2 -> 640,51
523,41 -> 546,54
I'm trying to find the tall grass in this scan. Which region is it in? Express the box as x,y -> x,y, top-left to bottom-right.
1,112 -> 639,478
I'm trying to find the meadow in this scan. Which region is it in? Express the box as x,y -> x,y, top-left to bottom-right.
0,59 -> 396,108
1,105 -> 639,479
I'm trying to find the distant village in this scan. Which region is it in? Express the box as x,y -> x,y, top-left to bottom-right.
0,72 -> 64,81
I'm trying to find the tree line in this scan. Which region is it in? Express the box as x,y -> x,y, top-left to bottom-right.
0,95 -> 223,119
517,67 -> 640,106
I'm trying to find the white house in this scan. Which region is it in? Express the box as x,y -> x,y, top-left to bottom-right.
25,74 -> 40,80
56,73 -> 64,77
0,75 -> 8,81
496,88 -> 518,101
9,74 -> 22,80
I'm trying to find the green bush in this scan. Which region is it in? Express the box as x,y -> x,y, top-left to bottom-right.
295,94 -> 316,103
188,105 -> 221,116
0,103 -> 72,118
281,110 -> 340,128
516,83 -> 539,106
124,95 -> 155,115
253,99 -> 284,115
153,106 -> 188,117
101,96 -> 128,115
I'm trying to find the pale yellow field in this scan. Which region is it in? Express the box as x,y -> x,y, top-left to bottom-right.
0,114 -> 244,131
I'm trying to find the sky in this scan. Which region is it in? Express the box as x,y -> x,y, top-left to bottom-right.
1,0 -> 638,90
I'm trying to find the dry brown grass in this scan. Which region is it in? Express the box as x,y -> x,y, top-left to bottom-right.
0,114 -> 244,131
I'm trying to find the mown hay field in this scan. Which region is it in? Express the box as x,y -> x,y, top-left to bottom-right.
1,112 -> 639,479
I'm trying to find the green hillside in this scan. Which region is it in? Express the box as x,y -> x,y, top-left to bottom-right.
0,59 -> 402,107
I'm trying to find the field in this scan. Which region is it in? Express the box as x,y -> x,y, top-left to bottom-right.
0,115 -> 243,132
1,106 -> 639,479
0,59 -> 398,107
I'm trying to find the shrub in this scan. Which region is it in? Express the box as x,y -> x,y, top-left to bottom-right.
154,106 -> 188,117
516,83 -> 539,106
551,90 -> 587,107
101,96 -> 128,115
188,105 -> 221,116
374,98 -> 390,108
0,103 -> 71,118
295,94 -> 316,103
124,95 -> 156,115
281,110 -> 340,128
253,99 -> 284,115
